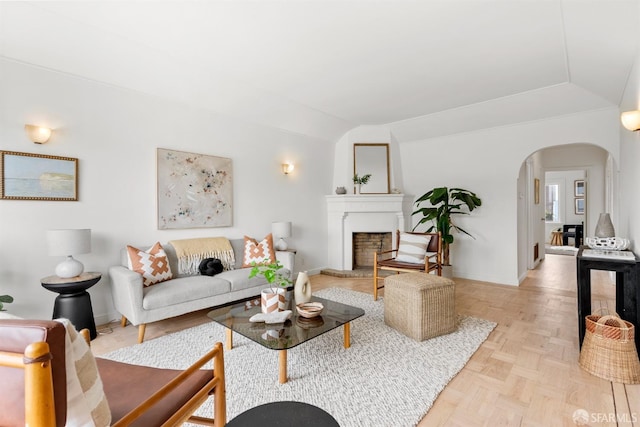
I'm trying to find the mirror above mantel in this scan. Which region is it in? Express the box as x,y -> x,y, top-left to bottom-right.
353,143 -> 390,194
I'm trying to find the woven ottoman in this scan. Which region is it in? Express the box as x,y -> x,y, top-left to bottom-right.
384,272 -> 456,341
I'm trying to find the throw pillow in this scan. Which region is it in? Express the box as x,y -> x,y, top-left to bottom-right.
395,233 -> 431,264
242,234 -> 276,267
126,242 -> 173,287
57,318 -> 111,427
199,258 -> 224,276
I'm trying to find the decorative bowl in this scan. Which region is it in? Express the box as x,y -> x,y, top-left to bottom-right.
296,302 -> 324,318
585,237 -> 630,251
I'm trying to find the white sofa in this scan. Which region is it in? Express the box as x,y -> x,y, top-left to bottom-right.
108,238 -> 294,342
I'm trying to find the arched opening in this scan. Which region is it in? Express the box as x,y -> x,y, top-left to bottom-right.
517,143 -> 616,283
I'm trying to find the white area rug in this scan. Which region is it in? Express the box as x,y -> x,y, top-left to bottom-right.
102,288 -> 496,427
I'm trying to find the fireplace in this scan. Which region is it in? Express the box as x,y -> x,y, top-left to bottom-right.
352,232 -> 392,268
325,194 -> 413,270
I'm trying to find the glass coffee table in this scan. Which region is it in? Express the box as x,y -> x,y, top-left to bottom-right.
208,296 -> 364,384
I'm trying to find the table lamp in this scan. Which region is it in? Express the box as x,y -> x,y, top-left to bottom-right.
47,229 -> 91,278
272,221 -> 292,251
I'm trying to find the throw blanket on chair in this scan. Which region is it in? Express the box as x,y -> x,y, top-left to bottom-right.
169,237 -> 235,275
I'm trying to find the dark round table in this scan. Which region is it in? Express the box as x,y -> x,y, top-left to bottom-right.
41,272 -> 101,340
225,401 -> 340,426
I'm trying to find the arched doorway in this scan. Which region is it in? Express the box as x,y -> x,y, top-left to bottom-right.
517,143 -> 616,280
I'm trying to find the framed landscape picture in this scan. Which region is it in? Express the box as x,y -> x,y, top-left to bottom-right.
575,180 -> 585,197
157,148 -> 233,229
0,151 -> 78,201
575,198 -> 585,215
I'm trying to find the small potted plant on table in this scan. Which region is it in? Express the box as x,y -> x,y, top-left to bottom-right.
249,260 -> 293,313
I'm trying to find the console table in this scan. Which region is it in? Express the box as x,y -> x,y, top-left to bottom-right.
41,272 -> 101,340
576,247 -> 640,353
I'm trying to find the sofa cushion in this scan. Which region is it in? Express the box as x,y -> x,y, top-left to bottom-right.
242,234 -> 276,267
142,276 -> 231,310
126,243 -> 173,286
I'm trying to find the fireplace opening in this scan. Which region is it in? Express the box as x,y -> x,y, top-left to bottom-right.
352,232 -> 392,269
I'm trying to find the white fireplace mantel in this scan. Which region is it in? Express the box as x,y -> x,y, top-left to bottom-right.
325,194 -> 413,270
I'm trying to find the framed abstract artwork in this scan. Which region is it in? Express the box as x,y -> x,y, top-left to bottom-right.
157,148 -> 233,229
575,180 -> 585,197
0,151 -> 78,201
575,198 -> 585,215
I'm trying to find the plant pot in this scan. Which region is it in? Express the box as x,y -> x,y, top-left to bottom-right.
441,265 -> 453,278
261,288 -> 286,313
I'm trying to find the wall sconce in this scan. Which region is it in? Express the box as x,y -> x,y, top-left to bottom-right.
25,124 -> 53,144
621,110 -> 640,131
282,163 -> 294,175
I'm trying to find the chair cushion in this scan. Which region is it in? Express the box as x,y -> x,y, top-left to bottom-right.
0,319 -> 67,427
379,259 -> 431,271
127,242 -> 174,287
395,233 -> 431,264
97,358 -> 213,426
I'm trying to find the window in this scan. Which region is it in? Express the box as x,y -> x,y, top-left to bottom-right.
545,184 -> 560,222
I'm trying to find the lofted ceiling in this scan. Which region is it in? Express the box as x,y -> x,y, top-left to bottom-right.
1,0 -> 638,142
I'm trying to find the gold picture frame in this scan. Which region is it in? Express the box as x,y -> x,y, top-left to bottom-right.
534,178 -> 540,204
0,151 -> 78,201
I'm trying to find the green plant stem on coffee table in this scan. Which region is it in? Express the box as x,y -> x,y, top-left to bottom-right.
412,187 -> 482,266
249,260 -> 292,294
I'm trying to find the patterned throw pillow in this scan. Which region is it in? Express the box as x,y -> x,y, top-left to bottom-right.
126,242 -> 173,286
395,233 -> 431,264
242,234 -> 276,267
57,318 -> 111,427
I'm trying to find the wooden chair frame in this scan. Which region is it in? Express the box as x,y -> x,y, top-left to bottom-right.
0,320 -> 226,427
373,230 -> 442,300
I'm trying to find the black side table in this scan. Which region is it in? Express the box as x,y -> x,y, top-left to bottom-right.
226,401 -> 339,427
41,272 -> 101,340
576,247 -> 640,353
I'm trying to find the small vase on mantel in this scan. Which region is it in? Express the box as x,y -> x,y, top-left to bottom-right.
595,213 -> 615,238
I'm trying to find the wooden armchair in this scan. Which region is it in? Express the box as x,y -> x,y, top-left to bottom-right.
0,319 -> 226,427
373,231 -> 442,300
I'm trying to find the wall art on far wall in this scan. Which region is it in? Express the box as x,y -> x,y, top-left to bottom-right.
575,180 -> 585,197
157,148 -> 233,229
0,151 -> 78,201
575,198 -> 585,215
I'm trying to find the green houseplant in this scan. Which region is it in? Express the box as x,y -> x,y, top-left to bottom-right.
352,173 -> 371,194
249,259 -> 293,312
412,187 -> 482,266
0,294 -> 14,311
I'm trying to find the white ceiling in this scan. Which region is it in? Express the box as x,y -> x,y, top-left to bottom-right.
1,1 -> 638,142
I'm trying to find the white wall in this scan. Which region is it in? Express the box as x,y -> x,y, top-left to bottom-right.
399,108 -> 620,285
0,59 -> 333,323
619,45 -> 640,248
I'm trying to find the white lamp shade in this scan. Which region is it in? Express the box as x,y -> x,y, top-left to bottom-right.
272,222 -> 292,239
47,229 -> 91,256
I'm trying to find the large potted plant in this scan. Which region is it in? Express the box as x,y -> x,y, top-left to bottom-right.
249,260 -> 293,313
411,187 -> 482,266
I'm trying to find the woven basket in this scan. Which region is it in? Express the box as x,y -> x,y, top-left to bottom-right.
579,314 -> 640,384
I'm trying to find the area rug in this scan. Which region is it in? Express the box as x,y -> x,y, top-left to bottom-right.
102,288 -> 496,427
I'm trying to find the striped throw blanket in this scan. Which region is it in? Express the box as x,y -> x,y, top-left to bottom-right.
169,237 -> 235,275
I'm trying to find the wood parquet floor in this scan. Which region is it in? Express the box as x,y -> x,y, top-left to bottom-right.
92,254 -> 640,426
